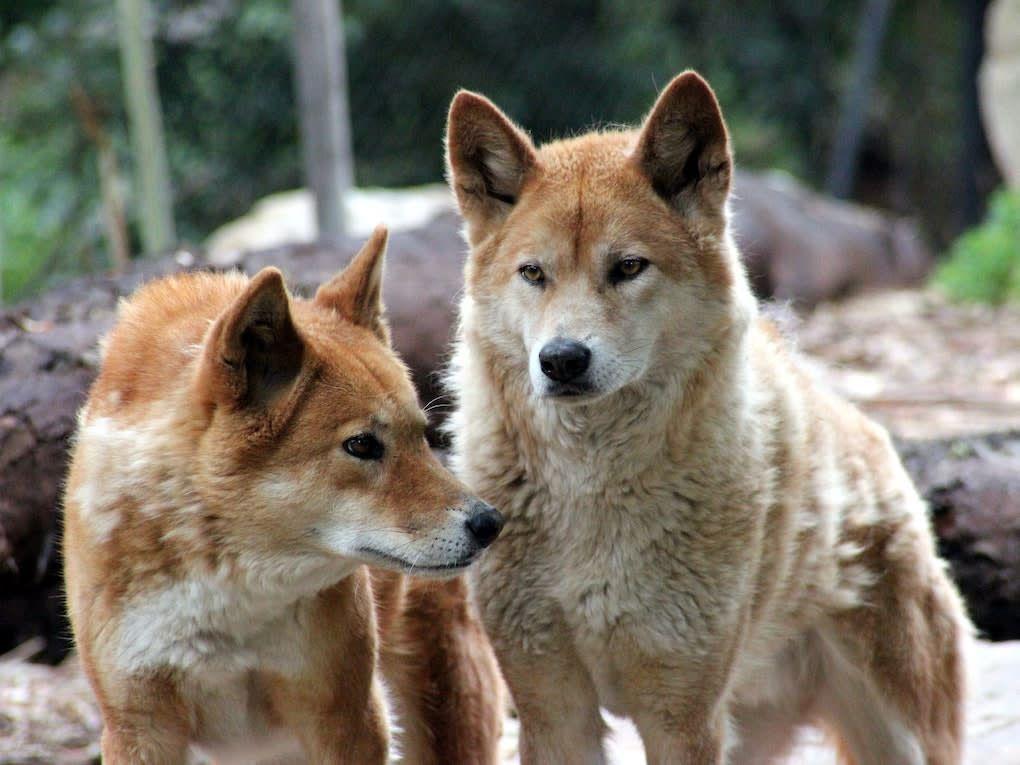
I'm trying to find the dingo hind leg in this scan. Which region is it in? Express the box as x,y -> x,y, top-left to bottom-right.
728,699 -> 815,765
816,562 -> 967,765
378,575 -> 505,765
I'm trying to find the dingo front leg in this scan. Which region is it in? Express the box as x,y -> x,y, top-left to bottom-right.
93,673 -> 190,765
498,641 -> 608,765
622,654 -> 735,765
633,709 -> 728,765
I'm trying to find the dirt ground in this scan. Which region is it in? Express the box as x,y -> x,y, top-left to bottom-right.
500,640 -> 1020,764
2,640 -> 1017,764
792,288 -> 1020,440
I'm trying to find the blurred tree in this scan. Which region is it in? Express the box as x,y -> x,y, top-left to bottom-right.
0,0 -> 125,301
0,0 -> 996,301
116,0 -> 176,253
826,0 -> 893,198
70,85 -> 131,272
291,0 -> 355,240
957,0 -> 995,229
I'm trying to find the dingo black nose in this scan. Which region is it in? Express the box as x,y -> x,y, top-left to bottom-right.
539,338 -> 591,383
466,502 -> 504,548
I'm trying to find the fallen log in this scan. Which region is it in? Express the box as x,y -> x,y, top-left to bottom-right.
898,432 -> 1020,641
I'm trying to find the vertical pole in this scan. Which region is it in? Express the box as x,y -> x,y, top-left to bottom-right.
71,86 -> 131,273
825,0 -> 894,199
116,0 -> 176,254
291,0 -> 355,242
958,0 -> 991,231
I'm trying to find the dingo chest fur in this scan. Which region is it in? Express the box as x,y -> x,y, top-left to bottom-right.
63,228 -> 505,764
444,73 -> 970,764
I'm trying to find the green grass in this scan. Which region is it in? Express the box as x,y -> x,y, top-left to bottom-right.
0,125 -> 110,304
934,188 -> 1020,305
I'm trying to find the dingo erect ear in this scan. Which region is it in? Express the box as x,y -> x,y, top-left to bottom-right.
315,225 -> 389,343
202,267 -> 303,409
446,90 -> 537,243
633,71 -> 732,225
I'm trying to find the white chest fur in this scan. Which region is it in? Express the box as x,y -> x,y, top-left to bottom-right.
111,569 -> 339,677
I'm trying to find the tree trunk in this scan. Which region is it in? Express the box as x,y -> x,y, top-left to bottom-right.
71,86 -> 131,274
291,0 -> 355,242
825,0 -> 894,199
958,0 -> 994,232
116,0 -> 176,254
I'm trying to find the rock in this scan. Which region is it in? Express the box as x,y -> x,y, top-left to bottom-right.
732,170 -> 931,306
0,654 -> 101,765
206,173 -> 932,310
980,0 -> 1020,187
204,185 -> 458,266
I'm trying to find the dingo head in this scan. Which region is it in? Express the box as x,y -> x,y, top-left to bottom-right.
193,227 -> 503,577
446,71 -> 753,405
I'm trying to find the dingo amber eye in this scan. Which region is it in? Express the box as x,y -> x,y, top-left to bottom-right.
519,264 -> 545,285
343,433 -> 385,460
610,257 -> 648,283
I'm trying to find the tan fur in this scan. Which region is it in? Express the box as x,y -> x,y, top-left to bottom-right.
444,72 -> 970,764
63,227 -> 504,764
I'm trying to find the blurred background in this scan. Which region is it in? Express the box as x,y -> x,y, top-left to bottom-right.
2,2 -> 1020,761
0,0 -> 1017,303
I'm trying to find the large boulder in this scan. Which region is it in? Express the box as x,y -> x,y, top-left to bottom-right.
206,174 -> 933,309
732,171 -> 930,305
899,432 -> 1020,642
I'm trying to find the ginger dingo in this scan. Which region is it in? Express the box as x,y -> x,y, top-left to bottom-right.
63,227 -> 505,764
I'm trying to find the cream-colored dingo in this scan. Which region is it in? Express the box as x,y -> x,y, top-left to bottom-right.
444,72 -> 970,764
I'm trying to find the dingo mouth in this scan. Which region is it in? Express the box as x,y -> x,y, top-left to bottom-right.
356,547 -> 478,574
543,382 -> 599,402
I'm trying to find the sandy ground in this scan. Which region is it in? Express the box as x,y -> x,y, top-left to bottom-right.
496,641 -> 1020,764
1,640 -> 1017,763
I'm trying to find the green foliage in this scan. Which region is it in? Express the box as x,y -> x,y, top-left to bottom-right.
0,0 -> 972,303
341,0 -> 851,186
158,0 -> 300,241
934,189 -> 1020,304
0,0 -> 122,301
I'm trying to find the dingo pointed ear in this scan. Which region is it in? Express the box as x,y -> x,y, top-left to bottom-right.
202,267 -> 303,409
634,71 -> 732,225
315,225 -> 389,343
446,90 -> 537,243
